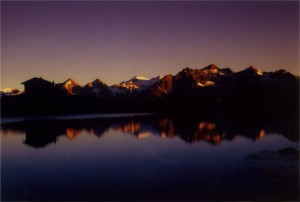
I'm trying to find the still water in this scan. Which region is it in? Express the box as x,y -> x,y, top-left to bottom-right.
1,114 -> 299,201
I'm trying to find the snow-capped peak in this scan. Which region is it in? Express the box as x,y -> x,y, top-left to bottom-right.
63,78 -> 78,85
0,88 -> 21,96
59,78 -> 81,95
202,64 -> 219,74
112,75 -> 162,94
1,88 -> 17,93
121,75 -> 160,86
238,66 -> 264,76
203,64 -> 219,70
130,76 -> 149,81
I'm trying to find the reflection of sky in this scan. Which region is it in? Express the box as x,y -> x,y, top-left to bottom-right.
1,128 -> 298,200
2,1 -> 299,90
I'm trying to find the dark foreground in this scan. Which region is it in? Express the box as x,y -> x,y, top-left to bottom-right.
1,114 -> 299,201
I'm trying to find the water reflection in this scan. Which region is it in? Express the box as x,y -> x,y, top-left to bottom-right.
1,114 -> 298,149
1,114 -> 299,201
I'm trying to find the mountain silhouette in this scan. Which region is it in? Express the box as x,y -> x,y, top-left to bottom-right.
56,78 -> 82,95
1,65 -> 299,117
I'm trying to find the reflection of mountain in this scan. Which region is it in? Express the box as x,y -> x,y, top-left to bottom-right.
25,129 -> 58,148
1,114 -> 298,148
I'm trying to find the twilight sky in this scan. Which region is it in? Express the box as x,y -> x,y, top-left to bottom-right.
1,1 -> 299,89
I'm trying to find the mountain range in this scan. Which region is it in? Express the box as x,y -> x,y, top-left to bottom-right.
1,64 -> 298,98
1,64 -> 299,116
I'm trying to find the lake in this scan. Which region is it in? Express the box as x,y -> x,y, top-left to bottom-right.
1,114 -> 299,201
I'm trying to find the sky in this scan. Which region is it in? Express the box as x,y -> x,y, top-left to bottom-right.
1,1 -> 299,90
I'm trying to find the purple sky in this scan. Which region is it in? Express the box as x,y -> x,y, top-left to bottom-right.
1,1 -> 299,89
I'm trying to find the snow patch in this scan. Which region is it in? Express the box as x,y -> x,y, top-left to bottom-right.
205,81 -> 215,86
257,69 -> 263,76
197,81 -> 215,87
197,82 -> 205,87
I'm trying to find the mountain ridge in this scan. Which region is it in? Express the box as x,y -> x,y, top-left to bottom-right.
1,65 -> 298,96
1,64 -> 299,118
